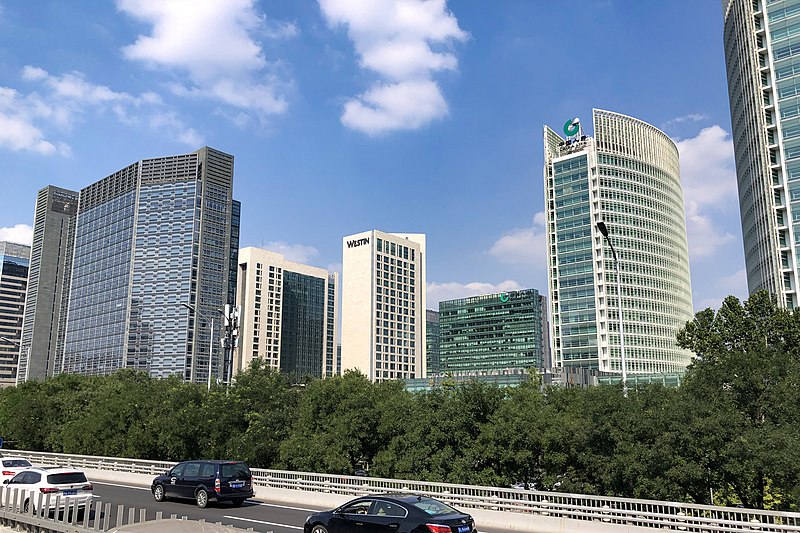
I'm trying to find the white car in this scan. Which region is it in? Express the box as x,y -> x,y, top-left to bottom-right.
4,467 -> 94,514
0,457 -> 33,482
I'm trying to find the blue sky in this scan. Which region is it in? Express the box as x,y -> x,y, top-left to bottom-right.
0,0 -> 744,312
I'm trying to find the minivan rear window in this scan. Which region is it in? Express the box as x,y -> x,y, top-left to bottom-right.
47,472 -> 88,485
221,463 -> 250,479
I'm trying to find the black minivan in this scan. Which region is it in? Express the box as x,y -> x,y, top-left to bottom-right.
151,460 -> 254,508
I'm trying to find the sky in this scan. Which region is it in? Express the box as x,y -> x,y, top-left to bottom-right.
0,0 -> 745,313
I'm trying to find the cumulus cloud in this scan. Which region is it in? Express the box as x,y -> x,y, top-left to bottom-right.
487,212 -> 548,270
260,241 -> 320,265
676,125 -> 739,259
319,0 -> 467,135
0,86 -> 67,155
427,280 -> 522,309
7,66 -> 201,149
0,224 -> 33,246
118,0 -> 289,117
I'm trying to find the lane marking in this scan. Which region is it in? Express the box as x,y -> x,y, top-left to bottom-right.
253,502 -> 318,512
93,482 -> 320,512
224,516 -> 304,529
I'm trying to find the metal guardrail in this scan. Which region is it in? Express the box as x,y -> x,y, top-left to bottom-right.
0,485 -> 251,532
12,450 -> 800,533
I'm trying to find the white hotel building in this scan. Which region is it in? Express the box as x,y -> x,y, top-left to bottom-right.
236,247 -> 339,379
340,230 -> 426,382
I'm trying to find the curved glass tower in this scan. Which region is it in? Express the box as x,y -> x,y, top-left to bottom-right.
544,109 -> 694,374
723,0 -> 799,308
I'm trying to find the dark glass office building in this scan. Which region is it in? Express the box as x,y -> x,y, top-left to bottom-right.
60,147 -> 238,383
439,289 -> 548,373
18,186 -> 78,383
426,309 -> 440,375
0,242 -> 31,386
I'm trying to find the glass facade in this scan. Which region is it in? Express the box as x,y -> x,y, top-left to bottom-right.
0,242 -> 30,385
724,0 -> 800,307
280,271 -> 326,379
425,309 -> 440,375
439,289 -> 544,373
544,110 -> 694,374
61,147 -> 237,383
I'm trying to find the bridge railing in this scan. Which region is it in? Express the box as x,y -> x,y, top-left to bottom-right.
12,449 -> 800,533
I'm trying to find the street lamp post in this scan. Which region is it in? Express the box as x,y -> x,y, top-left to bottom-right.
181,303 -> 215,391
596,221 -> 628,397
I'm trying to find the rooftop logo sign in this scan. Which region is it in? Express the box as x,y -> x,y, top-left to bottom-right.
563,117 -> 580,137
347,237 -> 370,249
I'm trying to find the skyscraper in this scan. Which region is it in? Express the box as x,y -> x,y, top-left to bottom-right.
0,242 -> 31,386
59,146 -> 238,383
18,186 -> 78,383
543,109 -> 694,374
340,230 -> 426,382
425,309 -> 440,376
235,247 -> 339,380
723,0 -> 800,308
439,289 -> 547,374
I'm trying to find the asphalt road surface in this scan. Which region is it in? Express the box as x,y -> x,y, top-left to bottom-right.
90,482 -> 519,533
93,481 -> 324,532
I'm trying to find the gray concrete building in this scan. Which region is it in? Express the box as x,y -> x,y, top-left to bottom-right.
18,186 -> 78,383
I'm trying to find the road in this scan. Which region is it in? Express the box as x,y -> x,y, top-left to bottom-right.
90,482 -> 519,533
93,481 -> 322,532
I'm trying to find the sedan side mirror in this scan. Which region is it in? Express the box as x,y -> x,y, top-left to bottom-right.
2,480 -> 7,485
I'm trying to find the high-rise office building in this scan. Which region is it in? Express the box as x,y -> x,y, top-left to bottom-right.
340,230 -> 426,382
235,247 -> 339,379
18,186 -> 78,383
425,309 -> 440,375
0,242 -> 31,386
439,289 -> 547,373
543,109 -> 694,373
723,0 -> 800,308
59,146 -> 238,383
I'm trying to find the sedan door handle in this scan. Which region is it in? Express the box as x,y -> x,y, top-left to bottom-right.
355,523 -> 364,527
389,524 -> 400,529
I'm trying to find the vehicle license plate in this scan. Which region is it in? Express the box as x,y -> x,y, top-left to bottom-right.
63,490 -> 77,496
230,481 -> 244,488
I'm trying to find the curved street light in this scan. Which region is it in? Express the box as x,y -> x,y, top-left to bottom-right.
596,221 -> 628,397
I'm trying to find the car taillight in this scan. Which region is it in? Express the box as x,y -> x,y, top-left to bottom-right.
40,487 -> 59,494
82,484 -> 93,491
1,471 -> 14,476
425,525 -> 451,533
215,478 -> 221,494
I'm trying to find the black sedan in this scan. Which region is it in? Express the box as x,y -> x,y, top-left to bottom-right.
304,494 -> 477,533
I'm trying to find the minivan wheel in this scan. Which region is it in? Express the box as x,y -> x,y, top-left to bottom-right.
196,489 -> 209,508
153,484 -> 166,502
231,498 -> 245,507
311,525 -> 329,533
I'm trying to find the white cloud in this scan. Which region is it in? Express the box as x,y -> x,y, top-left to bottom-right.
319,0 -> 467,135
259,241 -> 320,264
118,0 -> 289,117
6,66 -> 202,149
0,224 -> 33,246
427,280 -> 522,309
342,80 -> 447,134
487,212 -> 548,269
676,125 -> 739,259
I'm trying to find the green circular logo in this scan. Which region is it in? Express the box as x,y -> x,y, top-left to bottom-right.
563,118 -> 579,137
499,292 -> 510,303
